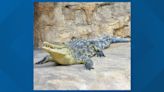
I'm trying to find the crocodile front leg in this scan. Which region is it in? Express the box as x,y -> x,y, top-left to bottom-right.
35,55 -> 52,64
81,55 -> 94,70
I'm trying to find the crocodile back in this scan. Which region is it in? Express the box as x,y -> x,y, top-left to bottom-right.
89,35 -> 113,49
66,39 -> 96,62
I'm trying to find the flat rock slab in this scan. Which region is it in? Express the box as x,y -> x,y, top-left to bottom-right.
34,43 -> 131,90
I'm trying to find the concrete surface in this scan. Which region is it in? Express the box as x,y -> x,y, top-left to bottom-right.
34,43 -> 131,90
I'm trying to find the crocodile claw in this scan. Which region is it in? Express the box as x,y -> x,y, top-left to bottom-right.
86,65 -> 94,70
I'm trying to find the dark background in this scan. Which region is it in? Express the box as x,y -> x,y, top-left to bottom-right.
0,0 -> 164,92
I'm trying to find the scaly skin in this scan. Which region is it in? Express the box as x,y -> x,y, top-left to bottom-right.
35,35 -> 130,70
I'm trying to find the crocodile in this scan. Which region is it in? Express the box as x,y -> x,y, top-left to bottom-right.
35,35 -> 130,70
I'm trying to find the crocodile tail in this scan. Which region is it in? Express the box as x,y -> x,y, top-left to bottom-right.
111,37 -> 130,43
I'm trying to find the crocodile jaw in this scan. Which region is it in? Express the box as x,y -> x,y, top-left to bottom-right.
42,42 -> 76,64
42,42 -> 69,55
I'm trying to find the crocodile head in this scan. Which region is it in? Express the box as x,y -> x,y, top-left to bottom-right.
42,42 -> 75,64
42,42 -> 69,55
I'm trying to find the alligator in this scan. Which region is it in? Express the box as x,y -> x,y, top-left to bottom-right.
35,35 -> 130,70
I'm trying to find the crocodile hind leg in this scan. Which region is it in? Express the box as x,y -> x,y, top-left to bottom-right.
35,55 -> 52,64
96,50 -> 105,57
94,48 -> 105,57
81,56 -> 94,70
91,45 -> 105,57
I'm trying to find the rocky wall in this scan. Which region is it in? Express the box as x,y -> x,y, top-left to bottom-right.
34,2 -> 131,48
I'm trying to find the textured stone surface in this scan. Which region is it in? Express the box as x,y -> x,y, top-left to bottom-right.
34,2 -> 131,48
34,43 -> 131,90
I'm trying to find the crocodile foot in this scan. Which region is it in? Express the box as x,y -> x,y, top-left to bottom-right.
96,50 -> 105,57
